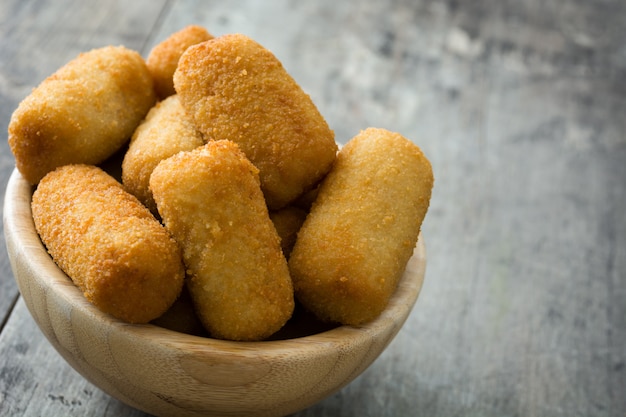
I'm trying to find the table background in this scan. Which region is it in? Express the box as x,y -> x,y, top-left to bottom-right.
1,0 -> 625,416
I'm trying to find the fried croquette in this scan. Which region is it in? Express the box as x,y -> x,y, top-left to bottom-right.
31,164 -> 185,324
149,140 -> 295,341
8,46 -> 156,185
146,25 -> 213,99
288,128 -> 434,325
269,206 -> 308,259
151,286 -> 206,336
173,33 -> 337,209
122,95 -> 205,213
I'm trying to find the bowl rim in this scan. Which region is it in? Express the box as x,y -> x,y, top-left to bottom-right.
3,167 -> 426,356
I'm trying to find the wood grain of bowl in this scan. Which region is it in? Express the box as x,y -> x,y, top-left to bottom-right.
3,167 -> 426,417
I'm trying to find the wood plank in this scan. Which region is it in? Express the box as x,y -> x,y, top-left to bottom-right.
0,298 -> 148,416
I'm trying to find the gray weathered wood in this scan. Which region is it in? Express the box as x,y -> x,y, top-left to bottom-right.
0,0 -> 167,335
0,298 -> 147,416
1,0 -> 625,416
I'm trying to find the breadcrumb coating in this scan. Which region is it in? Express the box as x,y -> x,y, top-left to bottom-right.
31,164 -> 185,324
122,95 -> 204,213
270,206 -> 308,259
289,128 -> 434,325
147,25 -> 213,99
173,33 -> 337,209
8,46 -> 156,185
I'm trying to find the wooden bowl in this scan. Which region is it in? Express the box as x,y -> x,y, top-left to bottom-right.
3,167 -> 426,417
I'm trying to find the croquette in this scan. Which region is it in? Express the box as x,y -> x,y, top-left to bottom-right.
146,25 -> 213,99
8,46 -> 156,185
270,206 -> 308,259
150,140 -> 295,341
173,33 -> 337,209
31,164 -> 185,324
122,95 -> 204,213
288,128 -> 433,325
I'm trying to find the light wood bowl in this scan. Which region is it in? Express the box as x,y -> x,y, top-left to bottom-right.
3,167 -> 426,417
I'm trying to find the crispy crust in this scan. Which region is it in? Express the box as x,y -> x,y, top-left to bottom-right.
289,128 -> 434,325
174,33 -> 337,209
8,46 -> 156,185
122,95 -> 204,213
146,25 -> 213,99
150,140 -> 294,341
31,164 -> 185,324
270,206 -> 308,259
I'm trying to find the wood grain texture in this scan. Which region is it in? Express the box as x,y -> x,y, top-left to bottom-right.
1,0 -> 626,416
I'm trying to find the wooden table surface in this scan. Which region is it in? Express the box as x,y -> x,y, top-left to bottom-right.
1,0 -> 625,416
